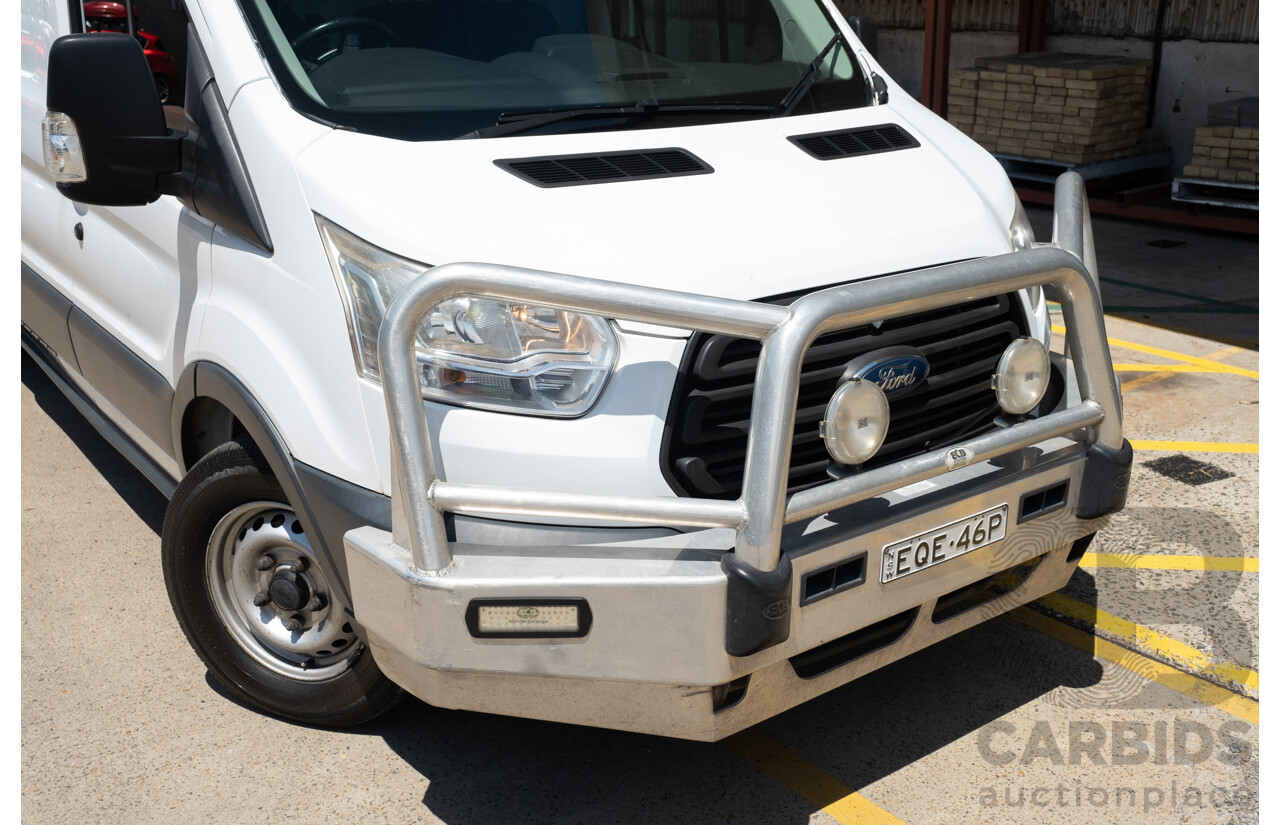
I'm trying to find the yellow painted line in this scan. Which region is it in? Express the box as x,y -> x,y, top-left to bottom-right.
1080,552 -> 1259,572
1010,607 -> 1258,726
1130,440 -> 1258,454
1108,341 -> 1258,379
1113,363 -> 1232,373
1037,592 -> 1259,696
1123,345 -> 1245,392
726,729 -> 907,824
1051,326 -> 1257,379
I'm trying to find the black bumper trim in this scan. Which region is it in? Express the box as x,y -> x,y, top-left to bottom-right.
1076,439 -> 1133,519
722,553 -> 793,657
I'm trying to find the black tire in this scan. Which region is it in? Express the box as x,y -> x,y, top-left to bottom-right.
154,73 -> 171,104
161,438 -> 401,726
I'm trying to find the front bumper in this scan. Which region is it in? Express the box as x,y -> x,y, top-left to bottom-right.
344,172 -> 1130,740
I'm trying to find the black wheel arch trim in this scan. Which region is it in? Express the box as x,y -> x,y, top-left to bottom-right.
175,361 -> 375,602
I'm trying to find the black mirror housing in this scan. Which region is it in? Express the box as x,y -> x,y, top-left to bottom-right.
46,33 -> 182,206
848,15 -> 879,60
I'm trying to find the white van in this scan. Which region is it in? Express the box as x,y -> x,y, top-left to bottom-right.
21,0 -> 1130,740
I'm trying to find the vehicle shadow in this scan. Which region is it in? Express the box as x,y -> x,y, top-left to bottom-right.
21,350 -> 168,535
357,573 -> 1104,825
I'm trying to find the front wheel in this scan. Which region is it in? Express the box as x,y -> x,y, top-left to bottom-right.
161,439 -> 401,726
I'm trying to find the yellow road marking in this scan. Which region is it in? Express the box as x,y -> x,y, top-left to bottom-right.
1113,363 -> 1234,373
726,729 -> 907,824
1037,592 -> 1259,696
1052,326 -> 1256,379
1130,440 -> 1258,454
1107,340 -> 1256,378
1080,552 -> 1259,572
1122,345 -> 1246,391
1011,607 -> 1258,725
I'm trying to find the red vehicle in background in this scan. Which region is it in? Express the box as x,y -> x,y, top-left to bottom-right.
82,1 -> 180,103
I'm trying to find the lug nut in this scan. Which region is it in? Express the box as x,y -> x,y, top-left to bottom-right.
306,594 -> 327,612
252,591 -> 271,607
283,615 -> 304,632
292,556 -> 309,573
255,555 -> 276,571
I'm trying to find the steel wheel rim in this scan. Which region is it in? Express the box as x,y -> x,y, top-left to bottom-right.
206,502 -> 361,682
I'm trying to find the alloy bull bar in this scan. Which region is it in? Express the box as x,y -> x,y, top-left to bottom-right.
376,173 -> 1123,593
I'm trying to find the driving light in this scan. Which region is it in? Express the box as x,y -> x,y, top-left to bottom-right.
992,337 -> 1050,414
317,216 -> 617,417
465,599 -> 592,638
819,379 -> 891,465
42,112 -> 87,183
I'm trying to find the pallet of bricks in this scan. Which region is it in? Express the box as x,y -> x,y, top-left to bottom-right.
948,53 -> 1164,165
1182,97 -> 1258,186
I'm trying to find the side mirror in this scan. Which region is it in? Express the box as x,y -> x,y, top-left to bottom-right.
848,15 -> 879,60
43,33 -> 181,206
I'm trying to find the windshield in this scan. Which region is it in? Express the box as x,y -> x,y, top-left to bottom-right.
238,0 -> 870,140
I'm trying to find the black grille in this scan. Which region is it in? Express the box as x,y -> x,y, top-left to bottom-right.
661,289 -> 1028,500
788,124 -> 919,160
495,149 -> 712,187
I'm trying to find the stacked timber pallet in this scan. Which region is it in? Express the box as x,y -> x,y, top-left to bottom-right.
948,53 -> 1164,165
1181,126 -> 1259,184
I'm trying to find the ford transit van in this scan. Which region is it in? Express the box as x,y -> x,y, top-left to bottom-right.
21,0 -> 1130,739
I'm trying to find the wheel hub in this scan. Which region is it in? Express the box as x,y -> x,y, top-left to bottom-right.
206,503 -> 362,681
267,572 -> 310,612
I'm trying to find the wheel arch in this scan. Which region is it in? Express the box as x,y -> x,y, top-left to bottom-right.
172,360 -> 357,601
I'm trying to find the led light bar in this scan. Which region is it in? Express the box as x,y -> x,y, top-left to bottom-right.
465,599 -> 593,639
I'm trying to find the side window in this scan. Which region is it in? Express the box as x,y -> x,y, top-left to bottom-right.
75,0 -> 189,106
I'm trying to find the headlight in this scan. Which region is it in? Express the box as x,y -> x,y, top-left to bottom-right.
318,216 -> 617,417
1009,195 -> 1043,307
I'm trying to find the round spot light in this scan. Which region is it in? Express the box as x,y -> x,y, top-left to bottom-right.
819,379 -> 891,466
992,337 -> 1051,414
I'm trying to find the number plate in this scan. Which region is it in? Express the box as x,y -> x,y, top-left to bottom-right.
880,505 -> 1008,584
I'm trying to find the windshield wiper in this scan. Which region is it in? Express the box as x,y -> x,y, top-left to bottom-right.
777,33 -> 844,117
458,100 -> 775,139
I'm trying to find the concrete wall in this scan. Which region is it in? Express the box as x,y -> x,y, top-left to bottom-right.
873,30 -> 1259,172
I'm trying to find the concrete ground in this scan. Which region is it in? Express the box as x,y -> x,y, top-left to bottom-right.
21,213 -> 1258,824
1024,203 -> 1258,348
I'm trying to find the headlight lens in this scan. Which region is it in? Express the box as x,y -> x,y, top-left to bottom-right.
1009,196 -> 1035,252
318,216 -> 617,417
1009,195 -> 1043,307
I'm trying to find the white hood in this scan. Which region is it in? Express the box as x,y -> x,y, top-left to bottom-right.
295,103 -> 1018,302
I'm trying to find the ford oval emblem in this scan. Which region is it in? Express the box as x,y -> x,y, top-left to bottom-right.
841,347 -> 931,400
763,599 -> 790,621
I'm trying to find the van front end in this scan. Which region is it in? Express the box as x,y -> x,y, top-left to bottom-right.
343,173 -> 1130,740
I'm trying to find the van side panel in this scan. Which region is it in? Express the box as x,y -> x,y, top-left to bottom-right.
68,306 -> 176,457
21,264 -> 78,368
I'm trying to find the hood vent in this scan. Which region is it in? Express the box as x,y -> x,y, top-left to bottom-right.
788,124 -> 919,161
495,149 -> 712,188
